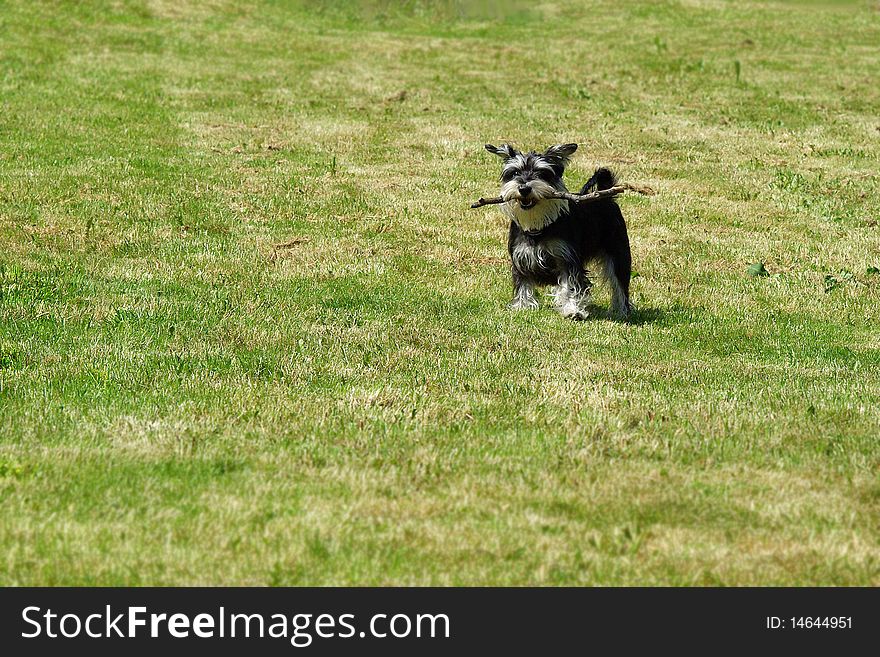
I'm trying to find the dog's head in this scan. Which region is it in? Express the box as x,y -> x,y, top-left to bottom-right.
484,143 -> 577,231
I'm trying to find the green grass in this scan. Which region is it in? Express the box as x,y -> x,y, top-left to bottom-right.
1,0 -> 879,585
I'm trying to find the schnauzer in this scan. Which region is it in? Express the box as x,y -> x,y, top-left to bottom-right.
484,142 -> 632,320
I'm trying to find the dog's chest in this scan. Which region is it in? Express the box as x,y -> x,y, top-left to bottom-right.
510,237 -> 571,275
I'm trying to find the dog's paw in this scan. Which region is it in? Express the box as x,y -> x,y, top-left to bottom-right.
564,308 -> 590,321
509,297 -> 539,311
558,297 -> 591,320
611,300 -> 633,321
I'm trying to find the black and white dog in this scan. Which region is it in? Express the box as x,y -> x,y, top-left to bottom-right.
485,142 -> 632,320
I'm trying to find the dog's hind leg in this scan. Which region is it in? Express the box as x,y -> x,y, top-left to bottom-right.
603,254 -> 631,319
595,199 -> 633,320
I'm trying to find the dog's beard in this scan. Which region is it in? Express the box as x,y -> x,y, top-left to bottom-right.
499,179 -> 569,232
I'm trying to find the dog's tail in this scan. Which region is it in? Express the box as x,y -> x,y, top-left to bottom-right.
579,167 -> 617,194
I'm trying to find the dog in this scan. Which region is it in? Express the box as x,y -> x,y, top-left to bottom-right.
484,142 -> 632,320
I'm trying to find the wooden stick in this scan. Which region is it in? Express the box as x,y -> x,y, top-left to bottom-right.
470,183 -> 654,209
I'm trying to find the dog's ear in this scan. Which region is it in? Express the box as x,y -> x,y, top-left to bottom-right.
544,143 -> 578,164
485,143 -> 516,159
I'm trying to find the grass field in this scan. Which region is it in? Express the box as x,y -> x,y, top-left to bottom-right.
1,0 -> 879,585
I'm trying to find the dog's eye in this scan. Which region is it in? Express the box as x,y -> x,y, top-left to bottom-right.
535,169 -> 557,182
501,169 -> 517,182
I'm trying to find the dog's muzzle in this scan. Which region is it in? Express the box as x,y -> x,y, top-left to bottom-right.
516,185 -> 538,210
517,188 -> 537,209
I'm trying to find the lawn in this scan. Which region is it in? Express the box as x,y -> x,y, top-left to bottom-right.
1,0 -> 878,585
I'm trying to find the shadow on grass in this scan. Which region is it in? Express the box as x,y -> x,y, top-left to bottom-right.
627,306 -> 668,325
594,305 -> 696,326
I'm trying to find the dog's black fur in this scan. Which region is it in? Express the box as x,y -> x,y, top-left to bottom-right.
485,143 -> 632,320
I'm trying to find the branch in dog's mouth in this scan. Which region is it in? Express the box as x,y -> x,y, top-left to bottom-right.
470,183 -> 655,209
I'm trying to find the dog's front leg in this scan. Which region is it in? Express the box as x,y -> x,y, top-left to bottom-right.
553,268 -> 592,320
510,271 -> 539,310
